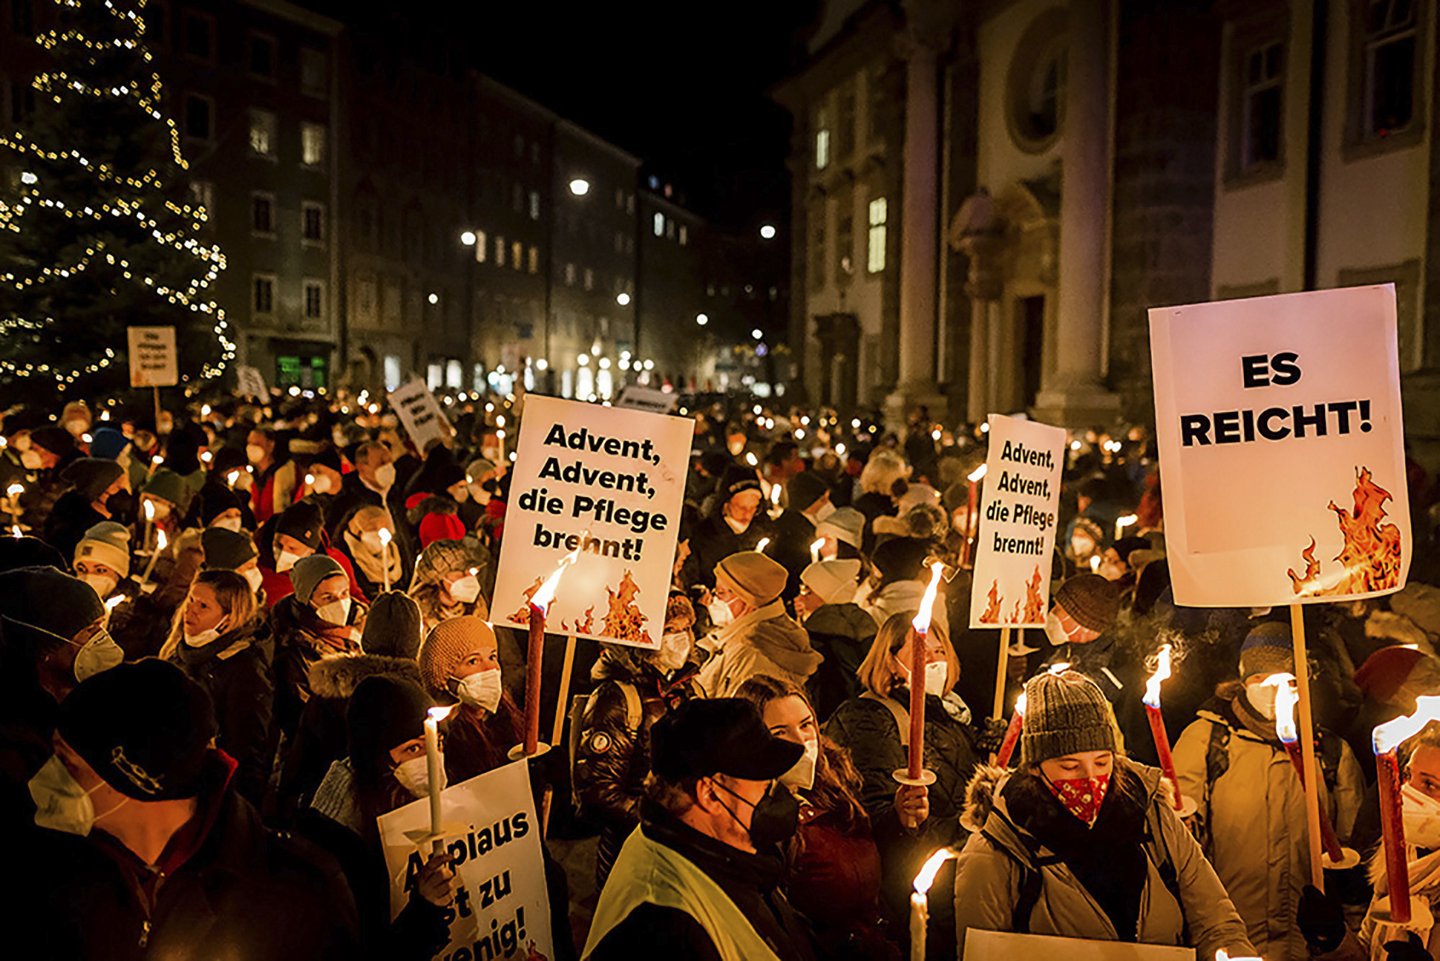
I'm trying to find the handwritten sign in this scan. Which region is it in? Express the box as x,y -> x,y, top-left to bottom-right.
127,326 -> 177,388
615,385 -> 678,414
388,379 -> 453,454
235,365 -> 267,399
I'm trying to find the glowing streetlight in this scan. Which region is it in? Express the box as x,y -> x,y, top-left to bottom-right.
427,293 -> 439,305
568,178 -> 590,197
759,223 -> 777,240
616,292 -> 631,306
751,328 -> 763,340
460,230 -> 477,246
696,313 -> 708,326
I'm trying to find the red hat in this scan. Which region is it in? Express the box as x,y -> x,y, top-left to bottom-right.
418,511 -> 466,549
1354,645 -> 1425,704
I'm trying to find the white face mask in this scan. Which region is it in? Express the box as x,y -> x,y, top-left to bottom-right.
20,448 -> 44,470
70,628 -> 123,682
924,659 -> 950,697
211,515 -> 242,533
372,463 -> 397,490
781,737 -> 820,792
184,617 -> 228,648
657,632 -> 692,672
447,574 -> 480,604
242,567 -> 264,593
449,484 -> 470,504
80,572 -> 118,600
245,444 -> 266,465
1044,610 -> 1070,647
468,484 -> 492,506
393,754 -> 442,799
274,550 -> 303,573
1245,681 -> 1278,720
1403,782 -> 1440,851
29,755 -> 126,836
315,597 -> 352,626
453,668 -> 503,712
360,530 -> 385,553
812,500 -> 837,524
309,473 -> 334,495
707,596 -> 735,628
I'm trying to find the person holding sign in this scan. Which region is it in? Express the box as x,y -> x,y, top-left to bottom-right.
1171,621 -> 1365,961
953,671 -> 1254,959
694,551 -> 822,698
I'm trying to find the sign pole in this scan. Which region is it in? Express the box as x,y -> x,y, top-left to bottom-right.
152,384 -> 162,435
1291,602 -> 1326,888
551,635 -> 579,746
993,626 -> 1012,720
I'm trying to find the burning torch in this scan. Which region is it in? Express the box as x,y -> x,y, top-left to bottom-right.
1263,673 -> 1359,870
1142,643 -> 1196,816
1372,695 -> 1440,923
893,562 -> 943,828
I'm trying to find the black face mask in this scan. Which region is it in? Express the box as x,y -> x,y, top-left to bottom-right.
714,778 -> 799,848
104,490 -> 135,519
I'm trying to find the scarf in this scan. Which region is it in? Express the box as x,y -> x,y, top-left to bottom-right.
343,529 -> 403,588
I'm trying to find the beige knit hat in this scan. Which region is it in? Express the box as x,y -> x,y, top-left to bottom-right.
419,615 -> 495,697
801,559 -> 863,605
715,551 -> 788,608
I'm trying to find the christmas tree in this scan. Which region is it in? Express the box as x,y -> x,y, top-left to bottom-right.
0,0 -> 234,405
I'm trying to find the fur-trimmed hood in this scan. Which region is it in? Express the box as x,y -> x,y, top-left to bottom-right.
306,652 -> 422,699
959,758 -> 1174,836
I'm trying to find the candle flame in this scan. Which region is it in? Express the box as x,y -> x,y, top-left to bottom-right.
156,529 -> 168,551
1048,661 -> 1071,675
1116,513 -> 1138,532
770,485 -> 782,506
200,450 -> 212,464
754,537 -> 771,554
530,546 -> 581,611
1089,555 -> 1101,572
968,464 -> 988,483
428,704 -> 456,723
10,525 -> 21,538
377,528 -> 392,546
1142,643 -> 1172,709
104,594 -> 124,611
911,562 -> 945,635
305,473 -> 315,487
810,537 -> 825,563
5,482 -> 23,497
1016,691 -> 1027,715
913,847 -> 957,895
226,470 -> 240,486
745,452 -> 757,467
151,455 -> 162,466
1262,673 -> 1299,744
1374,694 -> 1440,754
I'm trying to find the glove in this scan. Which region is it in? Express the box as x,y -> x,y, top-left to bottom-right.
1383,933 -> 1433,961
975,718 -> 1009,757
1296,884 -> 1347,954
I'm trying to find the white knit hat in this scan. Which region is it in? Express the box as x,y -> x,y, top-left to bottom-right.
800,559 -> 863,605
75,521 -> 131,577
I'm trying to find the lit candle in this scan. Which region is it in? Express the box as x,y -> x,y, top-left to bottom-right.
148,454 -> 162,478
1142,643 -> 1186,811
1089,554 -> 1102,573
910,848 -> 956,961
1115,513 -> 1138,542
907,562 -> 944,779
139,528 -> 168,587
963,464 -> 986,568
995,692 -> 1025,768
425,705 -> 455,848
10,524 -> 22,538
1371,695 -> 1440,923
142,498 -> 155,553
496,429 -> 506,463
523,551 -> 578,756
754,537 -> 770,554
769,483 -> 783,519
1264,673 -> 1354,867
377,528 -> 393,592
4,482 -> 22,526
809,537 -> 825,565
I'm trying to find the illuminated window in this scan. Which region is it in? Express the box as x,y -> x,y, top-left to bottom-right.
496,236 -> 506,267
446,359 -> 463,389
529,190 -> 541,220
815,105 -> 831,170
301,123 -> 327,167
583,268 -> 594,291
249,110 -> 277,158
653,212 -> 665,236
511,241 -> 522,270
679,224 -> 688,246
528,246 -> 539,274
189,181 -> 214,216
474,230 -> 488,263
564,263 -> 576,286
867,197 -> 887,273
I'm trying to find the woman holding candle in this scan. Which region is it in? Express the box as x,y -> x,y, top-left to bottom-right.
954,670 -> 1255,960
1171,621 -> 1365,961
335,505 -> 408,599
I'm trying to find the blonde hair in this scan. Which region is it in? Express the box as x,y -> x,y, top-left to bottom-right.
158,569 -> 259,659
858,449 -> 909,496
856,610 -> 961,697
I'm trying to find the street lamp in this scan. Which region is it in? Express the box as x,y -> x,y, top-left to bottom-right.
759,224 -> 777,240
428,293 -> 439,305
460,230 -> 477,246
616,292 -> 631,306
696,313 -> 708,326
568,178 -> 591,197
751,328 -> 763,340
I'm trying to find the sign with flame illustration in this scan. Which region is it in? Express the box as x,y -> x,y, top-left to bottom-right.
492,394 -> 695,649
969,414 -> 1066,629
1149,285 -> 1410,606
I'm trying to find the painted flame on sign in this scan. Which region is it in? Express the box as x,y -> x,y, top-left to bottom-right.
1142,643 -> 1172,710
1262,673 -> 1299,745
1289,467 -> 1404,597
1374,695 -> 1440,755
911,562 -> 945,635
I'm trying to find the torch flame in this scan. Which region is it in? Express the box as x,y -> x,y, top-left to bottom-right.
913,847 -> 957,895
104,594 -> 124,612
226,470 -> 240,487
754,537 -> 771,554
428,704 -> 456,723
911,562 -> 945,635
1142,643 -> 1173,709
770,485 -> 782,506
1115,513 -> 1138,541
530,546 -> 581,612
1015,691 -> 1027,715
745,452 -> 757,467
968,464 -> 988,483
1373,694 -> 1440,755
1089,555 -> 1101,573
1262,673 -> 1299,744
155,529 -> 168,551
1048,661 -> 1071,675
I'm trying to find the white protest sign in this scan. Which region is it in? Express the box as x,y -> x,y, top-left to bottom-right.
1149,285 -> 1409,607
969,414 -> 1065,628
378,760 -> 551,960
126,326 -> 178,387
964,930 -> 1193,961
388,379 -> 453,454
492,394 -> 694,649
235,365 -> 267,399
615,385 -> 678,414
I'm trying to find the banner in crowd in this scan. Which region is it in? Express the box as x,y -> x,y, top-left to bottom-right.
388,379 -> 453,454
1149,284 -> 1410,607
964,930 -> 1193,961
235,364 -> 268,400
968,413 -> 1065,629
378,760 -> 551,961
615,384 -> 678,414
126,326 -> 177,388
492,394 -> 694,649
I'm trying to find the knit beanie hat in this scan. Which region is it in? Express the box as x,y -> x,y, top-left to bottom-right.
30,426 -> 75,458
718,466 -> 763,503
715,551 -> 788,608
1239,620 -> 1295,679
816,507 -> 864,550
347,674 -> 431,784
1053,574 -> 1120,634
786,471 -> 829,513
62,458 -> 125,501
466,457 -> 498,482
872,537 -> 929,583
1355,644 -> 1427,704
211,446 -> 249,477
57,659 -> 217,800
142,467 -> 189,511
199,485 -> 242,527
1019,671 -> 1119,768
0,536 -> 67,575
276,500 -> 324,551
0,566 -> 105,650
419,511 -> 467,549
801,559 -> 863,605
290,554 -> 344,604
419,615 -> 495,697
89,426 -> 129,461
413,539 -> 475,587
1071,516 -> 1105,546
201,527 -> 258,571
75,521 -> 131,577
362,592 -> 423,659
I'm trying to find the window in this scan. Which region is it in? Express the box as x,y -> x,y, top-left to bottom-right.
249,110 -> 277,158
528,245 -> 539,274
837,211 -> 853,278
1361,0 -> 1420,139
253,275 -> 275,315
653,212 -> 665,237
355,273 -> 377,327
583,267 -> 594,291
182,11 -> 214,63
868,66 -> 886,141
189,180 -> 214,215
666,219 -> 675,239
6,78 -> 34,124
1241,41 -> 1284,170
529,190 -> 540,220
867,197 -> 887,273
512,182 -> 524,212
248,33 -> 277,80
531,142 -> 541,165
837,84 -> 857,157
495,236 -> 505,267
303,280 -> 325,321
183,93 -> 213,141
301,123 -> 326,167
300,48 -> 328,97
446,359 -> 463,390
12,0 -> 34,36
384,355 -> 402,392
809,211 -> 827,291
1006,10 -> 1068,152
564,263 -> 576,286
301,202 -> 325,243
474,230 -> 488,263
511,240 -> 522,270
815,106 -> 831,170
146,1 -> 167,48
679,224 -> 688,246
251,193 -> 275,235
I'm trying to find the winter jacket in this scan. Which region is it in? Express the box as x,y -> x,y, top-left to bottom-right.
1173,697 -> 1365,961
953,760 -> 1255,960
168,619 -> 277,805
683,510 -> 774,589
789,793 -> 901,961
860,579 -> 951,638
695,600 -> 823,697
13,752 -> 361,961
803,602 -> 878,723
573,647 -> 698,885
278,651 -> 422,820
252,458 -> 298,525
271,594 -> 367,739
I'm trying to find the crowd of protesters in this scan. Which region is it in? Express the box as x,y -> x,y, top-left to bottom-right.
3,390 -> 1440,960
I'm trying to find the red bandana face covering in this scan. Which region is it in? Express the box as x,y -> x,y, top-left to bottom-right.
1044,773 -> 1110,826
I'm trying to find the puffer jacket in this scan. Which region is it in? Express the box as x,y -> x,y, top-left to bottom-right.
271,594 -> 367,740
573,647 -> 698,885
803,602 -> 878,723
695,600 -> 823,697
1172,697 -> 1365,961
953,760 -> 1255,960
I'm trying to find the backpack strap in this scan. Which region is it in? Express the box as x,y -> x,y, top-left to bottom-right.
1140,801 -> 1188,942
616,681 -> 643,731
860,690 -> 910,749
1203,718 -> 1231,795
979,823 -> 1060,934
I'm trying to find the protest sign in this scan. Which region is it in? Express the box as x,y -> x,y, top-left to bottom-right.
379,760 -> 551,961
388,378 -> 453,454
963,930 -> 1192,961
126,326 -> 177,388
235,364 -> 267,399
1149,284 -> 1409,607
614,384 -> 678,414
969,414 -> 1065,629
491,394 -> 694,649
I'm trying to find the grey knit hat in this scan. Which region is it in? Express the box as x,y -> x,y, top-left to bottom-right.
1019,671 -> 1119,768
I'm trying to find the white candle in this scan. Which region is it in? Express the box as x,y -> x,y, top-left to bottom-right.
910,847 -> 956,961
425,705 -> 455,845
377,528 -> 393,593
810,537 -> 825,565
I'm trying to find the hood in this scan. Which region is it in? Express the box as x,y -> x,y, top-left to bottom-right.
307,652 -> 422,698
960,759 -> 1171,836
738,604 -> 824,675
805,602 -> 878,640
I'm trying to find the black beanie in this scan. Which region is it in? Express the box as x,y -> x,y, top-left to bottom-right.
311,447 -> 342,472
785,470 -> 830,513
199,485 -> 243,526
58,659 -> 217,800
872,536 -> 930,582
362,592 -> 423,659
347,675 -> 431,784
276,500 -> 324,550
211,446 -> 249,475
0,536 -> 67,575
201,527 -> 258,571
29,426 -> 75,458
0,567 -> 105,648
718,465 -> 762,502
61,458 -> 125,501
